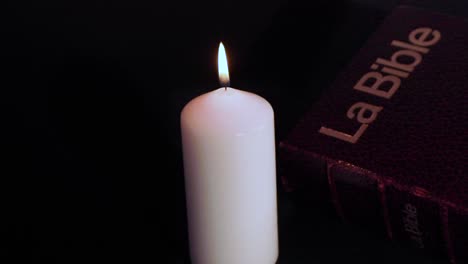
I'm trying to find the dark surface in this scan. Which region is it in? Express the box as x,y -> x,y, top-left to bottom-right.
1,0 -> 466,263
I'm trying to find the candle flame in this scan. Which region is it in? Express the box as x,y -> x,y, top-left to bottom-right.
218,42 -> 230,88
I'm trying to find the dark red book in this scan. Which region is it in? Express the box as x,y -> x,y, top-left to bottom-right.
279,6 -> 468,263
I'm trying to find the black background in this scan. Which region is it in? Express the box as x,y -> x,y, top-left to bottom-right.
1,0 -> 467,263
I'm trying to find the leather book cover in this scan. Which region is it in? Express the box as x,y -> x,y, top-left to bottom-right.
279,6 -> 468,263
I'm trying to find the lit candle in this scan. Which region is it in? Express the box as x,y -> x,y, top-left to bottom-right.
180,43 -> 278,264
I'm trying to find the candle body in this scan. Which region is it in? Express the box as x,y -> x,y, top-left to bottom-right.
181,88 -> 278,264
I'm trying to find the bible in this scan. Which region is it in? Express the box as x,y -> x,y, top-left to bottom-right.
279,6 -> 468,263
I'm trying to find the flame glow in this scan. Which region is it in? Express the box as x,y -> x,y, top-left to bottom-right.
218,42 -> 230,87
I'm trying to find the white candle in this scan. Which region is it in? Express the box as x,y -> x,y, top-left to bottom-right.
180,43 -> 278,264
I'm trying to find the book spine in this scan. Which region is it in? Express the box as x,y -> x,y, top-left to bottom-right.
279,142 -> 467,264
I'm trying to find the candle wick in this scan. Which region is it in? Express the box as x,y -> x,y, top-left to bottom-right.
220,78 -> 230,90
